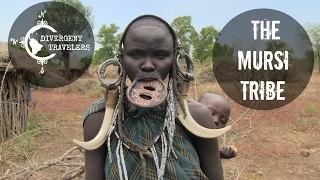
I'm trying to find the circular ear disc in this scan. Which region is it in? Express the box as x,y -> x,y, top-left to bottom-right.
176,51 -> 194,82
98,58 -> 123,90
126,79 -> 167,109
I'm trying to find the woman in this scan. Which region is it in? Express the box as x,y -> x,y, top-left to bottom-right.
74,15 -> 229,180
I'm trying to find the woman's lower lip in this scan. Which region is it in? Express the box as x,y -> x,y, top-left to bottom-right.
126,78 -> 167,109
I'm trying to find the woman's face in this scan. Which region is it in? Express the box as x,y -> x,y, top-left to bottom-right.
122,24 -> 174,82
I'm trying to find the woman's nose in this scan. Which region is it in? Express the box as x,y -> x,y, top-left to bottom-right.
141,58 -> 155,72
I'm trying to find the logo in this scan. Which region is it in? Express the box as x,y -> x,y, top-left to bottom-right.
212,9 -> 314,110
8,1 -> 94,88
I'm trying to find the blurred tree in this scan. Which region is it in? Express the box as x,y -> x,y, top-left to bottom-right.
93,24 -> 122,65
171,16 -> 198,55
80,56 -> 92,69
193,26 -> 219,63
265,40 -> 294,58
264,40 -> 295,80
306,24 -> 320,72
41,0 -> 94,79
212,43 -> 234,60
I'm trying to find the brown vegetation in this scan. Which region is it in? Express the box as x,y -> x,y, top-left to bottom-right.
0,59 -> 319,179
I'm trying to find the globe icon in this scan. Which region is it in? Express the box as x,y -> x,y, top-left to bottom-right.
29,38 -> 43,55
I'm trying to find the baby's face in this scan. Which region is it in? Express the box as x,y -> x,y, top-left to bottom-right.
199,96 -> 230,129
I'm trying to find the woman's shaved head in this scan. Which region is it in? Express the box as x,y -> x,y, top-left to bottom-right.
119,15 -> 178,50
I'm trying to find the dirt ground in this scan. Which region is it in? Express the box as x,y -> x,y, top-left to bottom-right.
0,72 -> 320,180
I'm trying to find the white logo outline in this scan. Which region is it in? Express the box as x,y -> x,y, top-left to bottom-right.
24,24 -> 57,66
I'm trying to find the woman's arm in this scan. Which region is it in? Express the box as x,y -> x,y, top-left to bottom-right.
83,111 -> 107,180
188,102 -> 224,180
195,134 -> 224,180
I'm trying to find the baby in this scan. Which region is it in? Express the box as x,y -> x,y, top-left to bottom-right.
198,92 -> 237,159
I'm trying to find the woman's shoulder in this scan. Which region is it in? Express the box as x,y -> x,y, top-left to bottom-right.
83,98 -> 105,119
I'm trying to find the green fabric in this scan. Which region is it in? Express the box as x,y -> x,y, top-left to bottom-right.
83,96 -> 208,180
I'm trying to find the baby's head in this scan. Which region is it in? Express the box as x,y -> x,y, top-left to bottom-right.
198,93 -> 230,129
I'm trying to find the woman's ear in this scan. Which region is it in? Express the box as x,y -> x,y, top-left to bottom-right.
116,48 -> 123,76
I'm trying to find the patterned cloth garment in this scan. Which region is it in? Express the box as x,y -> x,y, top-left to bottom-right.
83,92 -> 209,180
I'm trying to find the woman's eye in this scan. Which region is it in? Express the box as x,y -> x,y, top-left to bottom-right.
154,51 -> 168,59
157,53 -> 165,59
131,53 -> 141,59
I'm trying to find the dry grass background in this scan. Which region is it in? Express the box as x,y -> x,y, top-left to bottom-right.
0,60 -> 319,180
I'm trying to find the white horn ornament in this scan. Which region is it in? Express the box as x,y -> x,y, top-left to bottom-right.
177,82 -> 231,138
73,89 -> 118,150
175,50 -> 231,138
177,99 -> 231,138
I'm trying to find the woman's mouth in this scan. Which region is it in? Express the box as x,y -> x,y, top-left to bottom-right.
137,77 -> 157,82
126,78 -> 167,109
